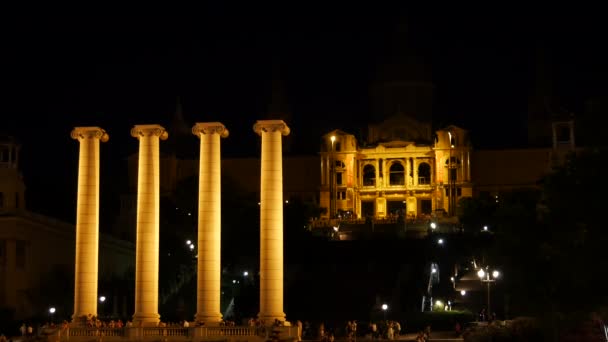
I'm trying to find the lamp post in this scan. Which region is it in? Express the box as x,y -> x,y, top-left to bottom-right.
381,303 -> 388,320
49,307 -> 56,324
99,296 -> 106,318
477,268 -> 500,318
330,135 -> 336,219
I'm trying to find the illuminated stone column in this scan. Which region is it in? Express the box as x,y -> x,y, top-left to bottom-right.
71,127 -> 109,323
192,122 -> 229,325
253,120 -> 290,323
131,124 -> 168,326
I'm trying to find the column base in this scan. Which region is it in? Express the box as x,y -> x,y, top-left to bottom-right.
132,312 -> 161,326
71,314 -> 92,327
194,312 -> 223,326
258,312 -> 286,325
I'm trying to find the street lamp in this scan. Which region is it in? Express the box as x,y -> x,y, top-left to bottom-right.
478,267 -> 500,318
243,271 -> 249,277
186,240 -> 192,245
430,222 -> 437,230
438,238 -> 444,245
49,307 -> 56,323
460,290 -> 466,296
381,303 -> 388,320
99,296 -> 106,318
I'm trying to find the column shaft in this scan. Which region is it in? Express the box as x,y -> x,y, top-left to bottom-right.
254,120 -> 289,323
132,125 -> 167,326
193,123 -> 228,325
71,127 -> 108,323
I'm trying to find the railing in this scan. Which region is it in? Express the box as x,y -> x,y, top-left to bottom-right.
202,327 -> 257,337
55,325 -> 294,341
143,327 -> 189,337
67,327 -> 126,337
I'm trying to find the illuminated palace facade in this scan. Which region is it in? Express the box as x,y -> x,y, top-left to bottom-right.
319,114 -> 472,220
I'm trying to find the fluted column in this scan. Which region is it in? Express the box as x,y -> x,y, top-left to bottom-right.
71,127 -> 109,323
192,122 -> 229,325
131,124 -> 168,326
253,120 -> 290,323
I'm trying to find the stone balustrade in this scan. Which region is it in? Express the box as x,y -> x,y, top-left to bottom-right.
50,326 -> 297,342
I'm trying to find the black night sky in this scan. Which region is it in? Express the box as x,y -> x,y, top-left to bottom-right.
3,4 -> 608,222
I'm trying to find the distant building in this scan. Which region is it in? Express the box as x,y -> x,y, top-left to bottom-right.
0,136 -> 134,321
320,114 -> 472,220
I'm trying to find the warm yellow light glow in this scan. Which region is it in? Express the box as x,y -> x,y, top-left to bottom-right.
71,127 -> 108,322
131,124 -> 168,326
460,290 -> 466,296
478,269 -> 486,279
330,135 -> 336,143
192,122 -> 228,325
254,120 -> 290,323
492,270 -> 500,279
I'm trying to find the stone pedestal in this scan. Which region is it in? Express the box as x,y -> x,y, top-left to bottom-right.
253,120 -> 290,322
131,124 -> 168,326
192,122 -> 229,325
70,127 -> 109,322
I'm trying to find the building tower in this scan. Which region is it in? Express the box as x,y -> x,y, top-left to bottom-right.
192,122 -> 229,325
131,124 -> 168,326
70,127 -> 109,323
253,120 -> 290,323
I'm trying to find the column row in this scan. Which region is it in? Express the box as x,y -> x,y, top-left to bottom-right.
71,120 -> 289,327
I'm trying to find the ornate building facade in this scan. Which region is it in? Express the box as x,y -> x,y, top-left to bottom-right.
319,114 -> 473,220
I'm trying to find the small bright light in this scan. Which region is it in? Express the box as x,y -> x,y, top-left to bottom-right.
258,202 -> 261,205
381,304 -> 388,311
189,244 -> 195,250
430,222 -> 437,229
232,280 -> 236,284
438,238 -> 444,245
186,240 -> 192,245
99,296 -> 106,303
451,145 -> 455,148
450,277 -> 454,281
483,226 -> 488,231
243,271 -> 249,277
330,135 -> 336,143
285,200 -> 289,204
188,212 -> 192,216
448,301 -> 451,305
435,300 -> 442,306
333,226 -> 339,232
477,269 -> 486,279
49,307 -> 56,314
461,290 -> 466,296
431,268 -> 437,274
175,207 -> 179,210
492,270 -> 500,279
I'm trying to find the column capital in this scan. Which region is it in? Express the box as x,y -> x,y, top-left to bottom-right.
192,122 -> 229,138
130,125 -> 169,140
71,127 -> 109,142
253,120 -> 290,136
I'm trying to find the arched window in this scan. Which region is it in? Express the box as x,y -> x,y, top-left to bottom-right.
389,162 -> 405,185
363,164 -> 376,186
418,163 -> 431,185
